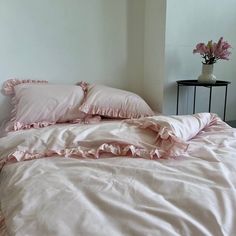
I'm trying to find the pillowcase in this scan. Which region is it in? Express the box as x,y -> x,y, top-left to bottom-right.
5,83 -> 89,131
79,84 -> 154,119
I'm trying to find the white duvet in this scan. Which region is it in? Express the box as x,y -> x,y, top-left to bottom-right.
1,113 -> 236,236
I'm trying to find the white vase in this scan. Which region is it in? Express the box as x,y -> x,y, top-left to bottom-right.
198,64 -> 216,84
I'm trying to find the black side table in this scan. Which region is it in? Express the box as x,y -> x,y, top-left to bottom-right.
176,80 -> 231,121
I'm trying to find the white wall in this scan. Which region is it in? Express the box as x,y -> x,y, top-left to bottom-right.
0,0 -> 145,124
164,0 -> 236,121
143,0 -> 166,112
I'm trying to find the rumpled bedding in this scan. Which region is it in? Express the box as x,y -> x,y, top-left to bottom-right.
1,113 -> 236,235
0,113 -> 216,168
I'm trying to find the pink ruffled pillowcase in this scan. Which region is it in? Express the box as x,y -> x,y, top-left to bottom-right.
2,79 -> 154,132
2,79 -> 48,96
79,83 -> 154,119
2,79 -> 100,131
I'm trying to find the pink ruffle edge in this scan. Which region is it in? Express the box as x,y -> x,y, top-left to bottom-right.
125,118 -> 189,152
0,138 -> 187,171
76,81 -> 90,106
6,115 -> 101,132
2,78 -> 48,96
76,81 -> 89,95
0,210 -> 7,236
80,104 -> 153,119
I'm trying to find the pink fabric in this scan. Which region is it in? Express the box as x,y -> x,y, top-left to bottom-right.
77,81 -> 89,95
79,84 -> 154,118
2,78 -> 48,96
0,113 -> 218,169
127,113 -> 217,141
126,113 -> 219,156
5,83 -> 100,131
1,113 -> 236,236
0,210 -> 7,236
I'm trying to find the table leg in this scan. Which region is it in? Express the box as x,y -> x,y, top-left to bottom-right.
223,85 -> 228,121
193,86 -> 196,114
208,86 -> 212,112
176,84 -> 179,115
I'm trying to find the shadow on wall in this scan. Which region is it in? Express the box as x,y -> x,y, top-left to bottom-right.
126,0 -> 145,96
99,0 -> 145,96
98,0 -> 128,90
164,46 -> 185,115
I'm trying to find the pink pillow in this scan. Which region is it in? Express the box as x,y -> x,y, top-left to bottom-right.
79,84 -> 154,118
5,83 -> 91,131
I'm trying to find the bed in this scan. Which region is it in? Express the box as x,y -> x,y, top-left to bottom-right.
0,80 -> 236,236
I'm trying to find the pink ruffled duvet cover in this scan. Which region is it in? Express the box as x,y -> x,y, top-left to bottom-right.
1,113 -> 236,235
0,113 -> 217,169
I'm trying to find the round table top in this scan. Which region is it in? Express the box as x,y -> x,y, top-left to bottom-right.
176,80 -> 231,87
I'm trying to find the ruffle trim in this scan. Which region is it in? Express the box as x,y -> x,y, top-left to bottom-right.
80,104 -> 154,119
0,210 -> 7,236
69,115 -> 101,124
6,121 -> 56,132
76,81 -> 89,95
2,78 -> 48,96
6,115 -> 102,132
0,139 -> 187,170
125,118 -> 188,151
76,81 -> 90,105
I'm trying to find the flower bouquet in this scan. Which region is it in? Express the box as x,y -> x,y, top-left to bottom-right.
193,37 -> 231,64
193,37 -> 232,83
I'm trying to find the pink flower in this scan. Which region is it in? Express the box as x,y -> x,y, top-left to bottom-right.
193,37 -> 232,64
219,50 -> 231,60
193,43 -> 208,55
